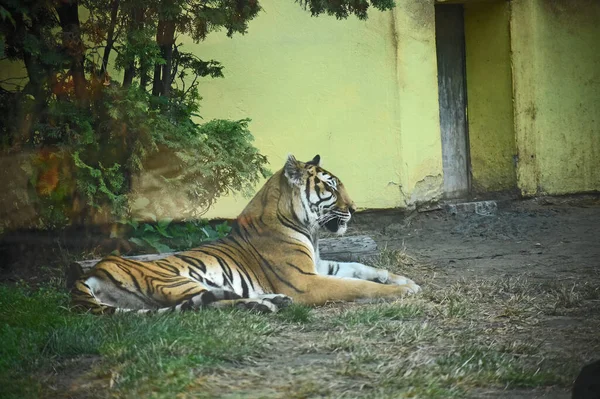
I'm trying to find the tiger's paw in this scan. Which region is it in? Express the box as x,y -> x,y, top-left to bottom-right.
258,294 -> 293,309
399,281 -> 421,295
405,281 -> 421,294
388,279 -> 421,297
235,299 -> 279,313
388,274 -> 421,294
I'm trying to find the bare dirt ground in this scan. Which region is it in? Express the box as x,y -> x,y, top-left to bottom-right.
358,196 -> 600,284
194,196 -> 600,399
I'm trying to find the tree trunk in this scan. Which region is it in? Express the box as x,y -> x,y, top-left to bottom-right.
122,6 -> 144,88
56,0 -> 87,103
160,20 -> 176,98
12,11 -> 47,146
99,0 -> 120,79
122,65 -> 135,88
140,65 -> 150,89
151,20 -> 165,97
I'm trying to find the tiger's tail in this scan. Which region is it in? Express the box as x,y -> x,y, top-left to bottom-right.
65,262 -> 85,291
70,278 -> 119,315
66,262 -> 116,315
70,277 -> 244,315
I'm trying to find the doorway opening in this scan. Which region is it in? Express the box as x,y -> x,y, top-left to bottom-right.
435,4 -> 470,199
434,1 -> 517,199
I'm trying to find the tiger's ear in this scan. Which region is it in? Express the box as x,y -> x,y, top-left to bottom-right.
306,154 -> 321,167
284,154 -> 303,186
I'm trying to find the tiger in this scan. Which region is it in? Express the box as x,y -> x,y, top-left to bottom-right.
69,154 -> 421,314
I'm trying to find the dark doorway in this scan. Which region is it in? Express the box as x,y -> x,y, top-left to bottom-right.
435,4 -> 470,199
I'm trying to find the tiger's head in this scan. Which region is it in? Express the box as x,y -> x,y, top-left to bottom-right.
284,154 -> 357,235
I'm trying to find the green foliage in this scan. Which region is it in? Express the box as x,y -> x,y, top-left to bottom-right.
296,0 -> 395,20
73,151 -> 128,216
7,83 -> 269,227
125,218 -> 231,253
167,118 -> 271,213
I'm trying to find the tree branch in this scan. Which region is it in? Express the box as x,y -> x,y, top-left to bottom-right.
100,0 -> 120,78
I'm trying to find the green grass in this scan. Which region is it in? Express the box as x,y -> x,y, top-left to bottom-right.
275,304 -> 313,324
0,283 -> 274,399
1,263 -> 595,399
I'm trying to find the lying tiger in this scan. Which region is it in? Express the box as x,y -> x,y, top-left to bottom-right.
69,155 -> 421,314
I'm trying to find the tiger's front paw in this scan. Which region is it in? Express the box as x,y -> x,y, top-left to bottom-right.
396,281 -> 421,296
404,280 -> 421,294
258,294 -> 293,309
390,275 -> 421,294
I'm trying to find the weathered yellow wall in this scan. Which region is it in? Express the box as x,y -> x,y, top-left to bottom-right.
179,0 -> 443,218
393,2 -> 444,206
464,1 -> 517,193
511,0 -> 600,196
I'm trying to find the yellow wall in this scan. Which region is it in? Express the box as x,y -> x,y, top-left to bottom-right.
393,2 -> 444,206
179,0 -> 443,218
511,0 -> 600,196
464,1 -> 517,193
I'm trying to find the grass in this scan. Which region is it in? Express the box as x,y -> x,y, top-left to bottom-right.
333,302 -> 423,326
0,282 -> 275,399
1,248 -> 597,398
276,304 -> 313,324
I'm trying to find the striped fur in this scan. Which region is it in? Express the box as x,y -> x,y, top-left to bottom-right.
70,154 -> 420,314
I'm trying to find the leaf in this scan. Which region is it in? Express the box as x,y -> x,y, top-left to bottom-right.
155,224 -> 173,238
158,218 -> 173,229
107,103 -> 120,119
168,224 -> 187,239
201,227 -> 218,239
0,7 -> 15,27
129,237 -> 145,247
156,218 -> 173,238
215,222 -> 231,236
127,219 -> 140,230
142,237 -> 173,254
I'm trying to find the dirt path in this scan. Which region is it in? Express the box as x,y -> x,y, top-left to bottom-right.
353,196 -> 600,282
198,196 -> 600,399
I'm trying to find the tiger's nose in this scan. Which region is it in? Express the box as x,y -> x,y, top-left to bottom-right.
349,205 -> 356,215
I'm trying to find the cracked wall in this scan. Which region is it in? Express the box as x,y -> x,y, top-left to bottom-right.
407,175 -> 444,208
